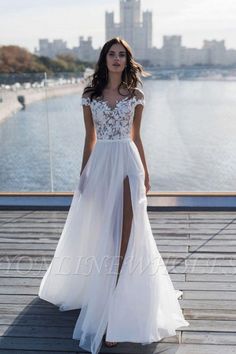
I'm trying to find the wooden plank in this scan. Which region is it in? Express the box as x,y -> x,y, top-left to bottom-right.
0,233 -> 60,238
168,266 -> 236,274
189,213 -> 236,218
173,281 -> 236,291
184,319 -> 236,332
0,325 -> 74,338
10,236 -> 236,250
1,209 -> 236,352
0,287 -> 40,295
0,263 -> 51,271
0,256 -> 53,263
180,299 -> 236,310
0,304 -> 68,315
3,269 -> 235,280
184,309 -> 236,320
185,259 -> 236,266
164,344 -> 236,354
0,217 -> 64,223
0,250 -> 55,256
0,242 -> 56,252
0,314 -> 76,326
0,294 -> 46,304
182,331 -> 236,345
1,257 -> 235,268
154,233 -> 190,238
0,281 -> 184,296
188,223 -> 236,229
0,351 -> 77,354
189,245 -> 236,253
183,290 -> 236,301
155,239 -> 236,246
4,271 -> 202,286
0,243 -> 188,252
189,230 -> 236,235
190,234 -> 236,240
0,336 -> 179,352
0,228 -> 62,234
0,270 -> 46,277
0,337 -> 82,352
0,278 -> 41,286
187,274 -> 236,282
162,253 -> 236,259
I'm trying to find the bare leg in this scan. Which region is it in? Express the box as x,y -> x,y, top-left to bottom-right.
116,175 -> 133,285
105,176 -> 133,347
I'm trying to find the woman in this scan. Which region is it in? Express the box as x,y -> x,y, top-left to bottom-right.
38,37 -> 189,354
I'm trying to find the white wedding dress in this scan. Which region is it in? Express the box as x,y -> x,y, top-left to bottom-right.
38,91 -> 189,354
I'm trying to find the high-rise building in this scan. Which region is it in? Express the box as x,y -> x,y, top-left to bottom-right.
161,36 -> 182,67
202,40 -> 226,65
37,39 -> 68,58
72,36 -> 101,62
38,39 -> 51,57
105,0 -> 152,60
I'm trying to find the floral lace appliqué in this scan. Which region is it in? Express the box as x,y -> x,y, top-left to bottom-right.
81,95 -> 145,140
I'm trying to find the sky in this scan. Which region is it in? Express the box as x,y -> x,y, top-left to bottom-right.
1,0 -> 236,52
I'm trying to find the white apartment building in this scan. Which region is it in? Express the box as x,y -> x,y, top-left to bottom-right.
37,39 -> 68,58
73,36 -> 99,62
202,40 -> 226,65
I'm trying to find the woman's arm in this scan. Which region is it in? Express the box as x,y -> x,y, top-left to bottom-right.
80,97 -> 96,176
131,97 -> 151,194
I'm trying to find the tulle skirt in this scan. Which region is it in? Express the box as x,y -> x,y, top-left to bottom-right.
38,137 -> 189,354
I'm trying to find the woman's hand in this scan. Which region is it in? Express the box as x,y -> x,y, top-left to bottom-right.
144,172 -> 151,194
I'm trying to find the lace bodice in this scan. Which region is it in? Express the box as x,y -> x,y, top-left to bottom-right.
81,94 -> 145,140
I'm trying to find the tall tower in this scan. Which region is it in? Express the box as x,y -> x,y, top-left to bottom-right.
104,0 -> 152,60
143,11 -> 152,49
120,0 -> 141,48
105,12 -> 115,41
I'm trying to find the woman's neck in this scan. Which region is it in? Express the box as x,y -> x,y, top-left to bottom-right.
106,74 -> 122,91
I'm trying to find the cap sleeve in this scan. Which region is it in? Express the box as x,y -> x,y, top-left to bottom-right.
134,97 -> 145,107
81,96 -> 91,106
133,88 -> 145,107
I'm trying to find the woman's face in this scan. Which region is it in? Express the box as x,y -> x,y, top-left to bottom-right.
106,43 -> 127,74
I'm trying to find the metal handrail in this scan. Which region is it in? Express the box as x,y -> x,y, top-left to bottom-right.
0,191 -> 236,196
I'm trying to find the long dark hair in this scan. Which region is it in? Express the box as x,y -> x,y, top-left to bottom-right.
83,37 -> 150,100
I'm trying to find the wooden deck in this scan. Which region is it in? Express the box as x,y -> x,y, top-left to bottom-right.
0,209 -> 236,353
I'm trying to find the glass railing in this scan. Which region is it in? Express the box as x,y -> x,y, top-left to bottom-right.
1,69 -> 236,193
0,72 -> 86,192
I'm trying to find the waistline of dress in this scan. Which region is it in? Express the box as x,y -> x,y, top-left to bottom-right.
96,138 -> 132,143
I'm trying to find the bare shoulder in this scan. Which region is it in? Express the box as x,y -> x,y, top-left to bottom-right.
82,88 -> 92,99
133,88 -> 145,100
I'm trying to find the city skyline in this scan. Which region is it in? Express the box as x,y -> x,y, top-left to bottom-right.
1,0 -> 236,52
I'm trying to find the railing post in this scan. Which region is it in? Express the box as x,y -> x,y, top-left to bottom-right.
44,72 -> 54,192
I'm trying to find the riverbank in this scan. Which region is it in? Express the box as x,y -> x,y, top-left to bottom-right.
0,82 -> 84,124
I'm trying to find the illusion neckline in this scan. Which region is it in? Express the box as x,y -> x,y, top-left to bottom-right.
93,96 -> 134,110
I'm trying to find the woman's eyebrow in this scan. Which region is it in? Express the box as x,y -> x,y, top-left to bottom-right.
108,50 -> 126,53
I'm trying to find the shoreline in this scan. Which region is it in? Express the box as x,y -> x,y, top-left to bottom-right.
0,83 -> 84,124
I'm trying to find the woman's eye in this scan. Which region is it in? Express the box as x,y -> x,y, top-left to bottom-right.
108,53 -> 125,57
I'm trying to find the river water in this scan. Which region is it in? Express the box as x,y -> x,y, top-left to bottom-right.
0,79 -> 235,192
